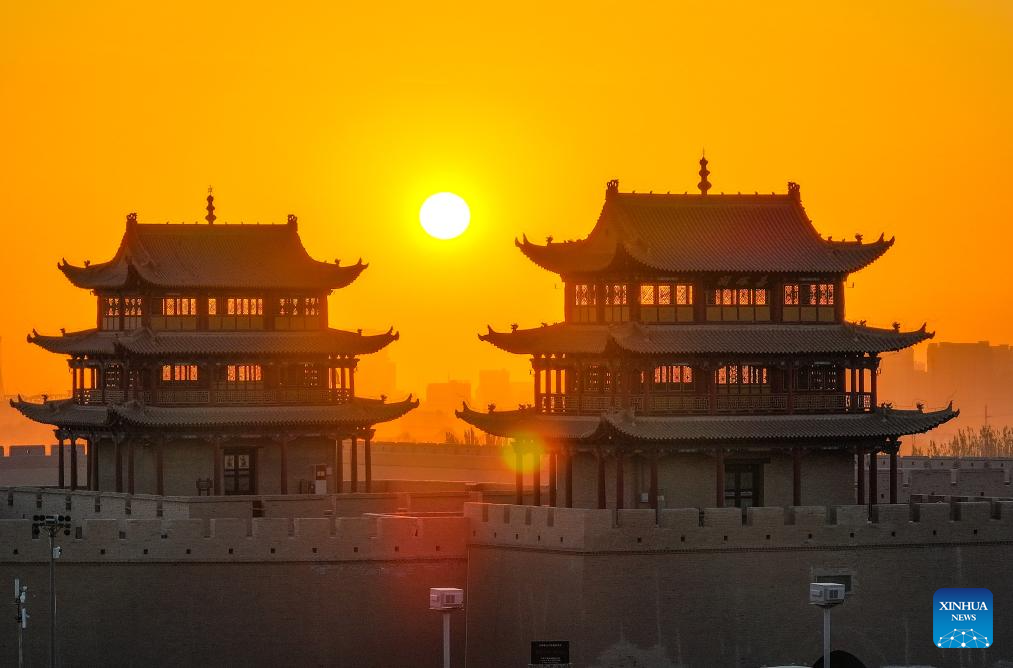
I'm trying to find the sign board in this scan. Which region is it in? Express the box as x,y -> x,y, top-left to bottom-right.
530,640 -> 569,665
313,465 -> 327,494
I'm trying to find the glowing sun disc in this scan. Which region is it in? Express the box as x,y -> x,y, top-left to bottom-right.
420,192 -> 470,239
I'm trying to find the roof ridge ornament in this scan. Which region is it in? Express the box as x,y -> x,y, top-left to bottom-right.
205,186 -> 216,224
605,179 -> 619,198
787,181 -> 801,200
697,153 -> 711,195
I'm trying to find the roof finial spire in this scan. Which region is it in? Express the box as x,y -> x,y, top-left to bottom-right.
697,152 -> 711,195
205,186 -> 217,224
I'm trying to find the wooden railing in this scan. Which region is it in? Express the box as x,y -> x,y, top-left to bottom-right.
536,391 -> 874,416
76,387 -> 352,406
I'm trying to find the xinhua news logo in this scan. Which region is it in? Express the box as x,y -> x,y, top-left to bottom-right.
934,588 -> 993,648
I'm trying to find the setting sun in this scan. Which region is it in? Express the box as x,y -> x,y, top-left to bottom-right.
419,192 -> 470,240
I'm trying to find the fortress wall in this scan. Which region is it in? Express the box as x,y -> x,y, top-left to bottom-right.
465,536 -> 1013,668
0,513 -> 469,563
0,554 -> 466,667
463,499 -> 1013,553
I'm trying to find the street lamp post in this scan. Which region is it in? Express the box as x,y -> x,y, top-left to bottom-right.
32,515 -> 71,668
809,582 -> 846,668
13,577 -> 28,668
429,588 -> 464,668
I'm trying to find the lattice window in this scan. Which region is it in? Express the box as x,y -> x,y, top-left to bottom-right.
708,288 -> 768,306
809,283 -> 835,306
716,365 -> 768,390
652,365 -> 694,391
604,284 -> 627,306
227,298 -> 264,316
161,364 -> 199,382
162,297 -> 197,316
304,297 -> 321,316
573,284 -> 596,306
796,366 -> 840,391
225,364 -> 263,383
279,298 -> 299,316
784,284 -> 800,306
208,298 -> 218,316
639,284 -> 692,305
123,297 -> 143,316
104,297 -> 121,317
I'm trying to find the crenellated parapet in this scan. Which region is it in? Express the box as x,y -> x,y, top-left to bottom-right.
0,513 -> 467,563
464,500 -> 1013,552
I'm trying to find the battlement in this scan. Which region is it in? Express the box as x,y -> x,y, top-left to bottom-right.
0,485 -> 508,527
464,498 -> 1013,552
0,512 -> 468,563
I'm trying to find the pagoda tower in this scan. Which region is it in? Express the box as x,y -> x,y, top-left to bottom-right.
458,160 -> 956,510
12,195 -> 417,495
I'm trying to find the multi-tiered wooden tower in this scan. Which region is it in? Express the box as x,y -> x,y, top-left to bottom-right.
13,194 -> 416,495
459,160 -> 956,510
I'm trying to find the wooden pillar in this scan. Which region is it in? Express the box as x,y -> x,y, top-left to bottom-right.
596,450 -> 606,509
364,434 -> 372,493
786,363 -> 795,414
707,369 -> 717,415
514,448 -> 523,505
792,447 -> 802,506
649,452 -> 659,510
155,439 -> 165,496
856,447 -> 866,505
92,438 -> 100,492
564,449 -> 573,508
548,450 -> 557,507
350,436 -> 358,492
715,449 -> 725,508
85,438 -> 92,490
127,439 -> 135,495
858,361 -> 866,409
114,436 -> 123,493
69,435 -> 78,490
615,450 -> 624,510
279,438 -> 288,495
534,357 -> 543,411
889,446 -> 898,504
212,440 -> 223,496
334,438 -> 344,494
870,357 -> 879,409
532,451 -> 541,506
868,447 -> 878,506
57,436 -> 65,489
849,365 -> 858,411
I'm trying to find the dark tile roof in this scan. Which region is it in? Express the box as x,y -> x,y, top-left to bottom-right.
58,220 -> 365,290
28,327 -> 398,357
517,187 -> 893,275
11,396 -> 418,430
9,398 -> 112,427
602,405 -> 957,442
480,321 -> 932,356
456,403 -> 958,443
455,405 -> 601,440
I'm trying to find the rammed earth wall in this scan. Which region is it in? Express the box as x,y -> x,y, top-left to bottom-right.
464,502 -> 1013,668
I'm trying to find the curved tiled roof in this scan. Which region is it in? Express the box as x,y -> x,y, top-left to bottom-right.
517,186 -> 893,276
58,219 -> 365,290
480,322 -> 932,356
456,403 -> 958,443
11,396 -> 418,430
28,327 -> 399,357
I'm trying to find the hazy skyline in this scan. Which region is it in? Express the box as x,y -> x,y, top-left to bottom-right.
2,3 -> 1012,399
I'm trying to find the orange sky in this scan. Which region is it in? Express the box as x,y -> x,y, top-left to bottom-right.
1,2 -> 1012,402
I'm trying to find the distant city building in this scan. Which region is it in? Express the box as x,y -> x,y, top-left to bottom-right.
459,162 -> 957,509
880,340 -> 1013,437
11,195 -> 416,495
426,379 -> 472,413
